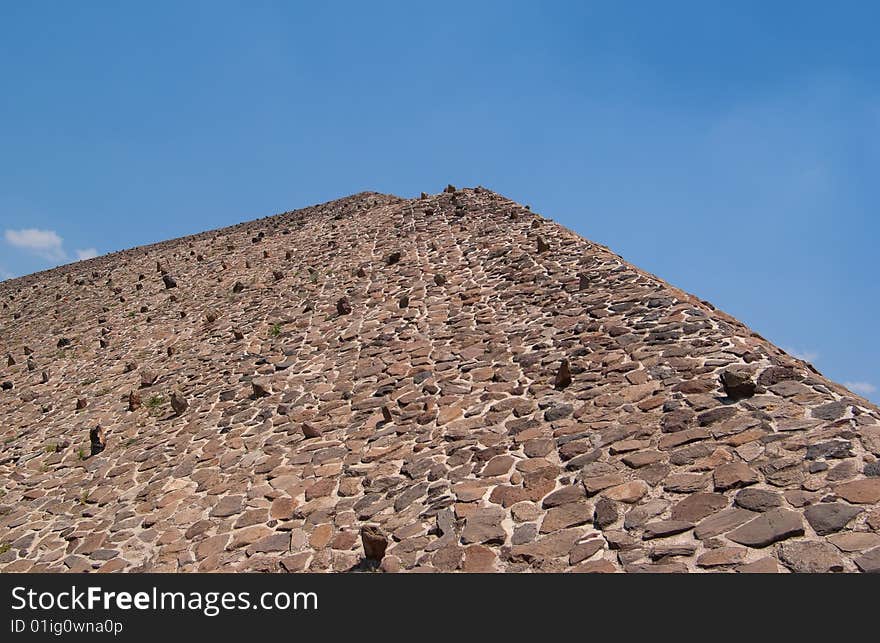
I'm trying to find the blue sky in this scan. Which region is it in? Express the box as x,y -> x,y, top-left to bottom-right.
1,1 -> 877,401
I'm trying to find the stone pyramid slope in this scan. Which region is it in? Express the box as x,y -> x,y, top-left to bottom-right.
1,187 -> 878,574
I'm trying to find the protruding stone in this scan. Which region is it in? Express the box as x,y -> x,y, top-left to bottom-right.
536,237 -> 550,253
252,379 -> 271,398
89,425 -> 106,456
719,370 -> 756,400
170,390 -> 188,416
336,297 -> 352,315
301,422 -> 322,439
554,359 -> 572,390
140,368 -> 159,388
360,525 -> 388,561
128,390 -> 141,412
162,275 -> 177,289
593,498 -> 618,528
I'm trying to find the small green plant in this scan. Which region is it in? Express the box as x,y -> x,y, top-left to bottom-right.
81,377 -> 97,386
44,443 -> 59,454
127,311 -> 136,318
145,395 -> 164,409
0,543 -> 10,555
124,437 -> 139,447
77,447 -> 87,461
79,490 -> 90,505
269,323 -> 282,338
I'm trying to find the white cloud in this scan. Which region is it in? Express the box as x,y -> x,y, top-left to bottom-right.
785,347 -> 819,363
4,228 -> 66,261
3,228 -> 99,267
844,381 -> 876,396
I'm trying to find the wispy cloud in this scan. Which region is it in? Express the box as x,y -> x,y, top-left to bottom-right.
0,266 -> 13,281
75,248 -> 99,261
3,228 -> 99,266
4,228 -> 66,261
785,347 -> 819,363
844,381 -> 876,396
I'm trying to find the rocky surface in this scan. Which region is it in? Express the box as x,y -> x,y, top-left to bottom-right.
1,187 -> 878,573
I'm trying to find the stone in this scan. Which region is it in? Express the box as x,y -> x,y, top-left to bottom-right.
301,422 -> 322,438
694,508 -> 757,540
806,440 -> 854,460
140,368 -> 159,387
671,493 -> 728,523
834,479 -> 880,504
89,425 -> 106,456
827,532 -> 880,552
360,525 -> 388,561
462,545 -> 496,572
719,370 -> 756,400
811,401 -> 848,421
602,480 -> 648,503
803,503 -> 862,535
778,541 -> 845,573
210,495 -> 243,518
544,403 -> 573,422
540,502 -> 593,533
593,498 -> 618,529
569,539 -> 604,564
128,390 -> 141,412
509,529 -> 582,563
642,520 -> 694,539
714,462 -> 758,491
252,379 -> 271,398
757,366 -> 799,387
554,359 -> 572,390
697,547 -> 748,567
247,533 -> 291,554
162,275 -> 177,289
736,557 -> 778,573
536,236 -> 550,253
461,507 -> 506,545
336,298 -> 352,315
854,547 -> 880,573
734,488 -> 783,512
170,390 -> 188,416
623,499 -> 668,530
727,508 -> 804,548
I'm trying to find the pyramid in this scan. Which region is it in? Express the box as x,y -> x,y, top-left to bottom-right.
1,187 -> 878,573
